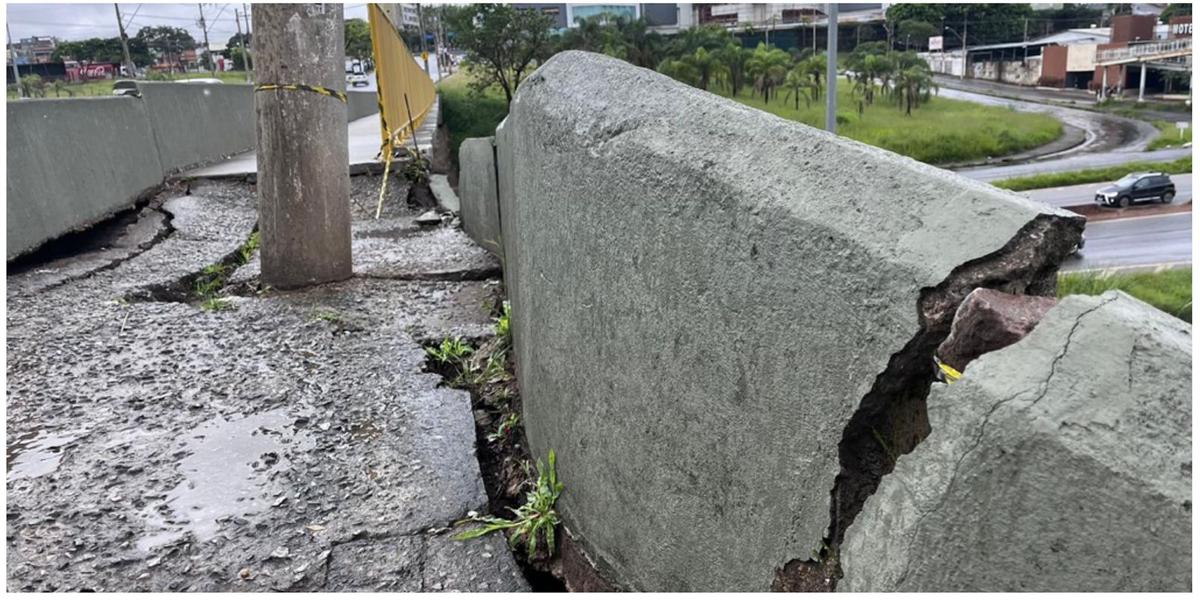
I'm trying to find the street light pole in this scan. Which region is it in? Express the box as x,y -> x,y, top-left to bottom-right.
825,3 -> 838,133
198,3 -> 213,75
234,8 -> 249,82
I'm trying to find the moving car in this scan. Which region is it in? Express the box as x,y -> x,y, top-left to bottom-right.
1094,172 -> 1176,208
346,71 -> 369,87
111,80 -> 140,97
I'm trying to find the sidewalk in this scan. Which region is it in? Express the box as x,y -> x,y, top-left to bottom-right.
185,96 -> 440,178
6,175 -> 524,592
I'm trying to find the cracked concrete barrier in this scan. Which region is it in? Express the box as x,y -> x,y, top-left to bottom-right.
496,51 -> 1083,591
458,137 -> 502,257
841,291 -> 1192,592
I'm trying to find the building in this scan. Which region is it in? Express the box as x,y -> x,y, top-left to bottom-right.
8,36 -> 58,65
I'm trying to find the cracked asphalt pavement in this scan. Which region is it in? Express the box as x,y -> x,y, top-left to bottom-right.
6,176 -> 528,592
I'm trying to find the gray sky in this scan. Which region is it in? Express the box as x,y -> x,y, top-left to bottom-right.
5,3 -> 370,46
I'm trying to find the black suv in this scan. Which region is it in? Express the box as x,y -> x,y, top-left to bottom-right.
1094,172 -> 1176,208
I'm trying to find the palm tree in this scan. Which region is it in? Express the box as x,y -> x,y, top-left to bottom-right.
799,53 -> 825,99
716,42 -> 750,97
658,57 -> 700,88
686,46 -> 724,91
782,68 -> 818,109
745,43 -> 791,102
893,59 -> 936,115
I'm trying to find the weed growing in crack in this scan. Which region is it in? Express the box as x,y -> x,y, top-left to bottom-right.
495,301 -> 512,346
455,450 -> 564,558
201,297 -> 234,312
194,230 -> 259,311
487,412 -> 520,444
426,336 -> 474,384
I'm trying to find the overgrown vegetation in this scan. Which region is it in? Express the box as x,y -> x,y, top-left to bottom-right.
438,72 -> 508,169
991,156 -> 1192,191
1146,120 -> 1193,151
1059,267 -> 1192,323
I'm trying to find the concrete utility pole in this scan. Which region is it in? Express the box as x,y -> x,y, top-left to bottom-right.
242,4 -> 253,81
115,4 -> 135,77
8,24 -> 22,98
825,3 -> 838,133
253,4 -> 352,289
417,2 -> 430,74
234,8 -> 249,82
198,4 -> 213,75
961,14 -> 968,80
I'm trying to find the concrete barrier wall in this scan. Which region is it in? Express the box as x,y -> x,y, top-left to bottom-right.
7,97 -> 164,260
139,81 -> 257,174
7,83 -> 379,259
457,136 -> 502,257
495,51 -> 1083,591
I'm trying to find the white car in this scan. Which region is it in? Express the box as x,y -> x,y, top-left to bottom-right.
346,72 -> 369,87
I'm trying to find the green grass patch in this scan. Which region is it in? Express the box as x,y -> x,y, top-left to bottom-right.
1059,267 -> 1191,323
8,71 -> 252,100
1146,119 -> 1193,151
438,72 -> 509,168
990,156 -> 1191,191
715,77 -> 1063,165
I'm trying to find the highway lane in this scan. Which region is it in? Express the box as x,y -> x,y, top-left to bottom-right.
1025,175 -> 1192,209
1060,211 -> 1193,272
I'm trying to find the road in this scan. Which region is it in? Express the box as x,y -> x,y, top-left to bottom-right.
1061,211 -> 1192,272
958,147 -> 1191,182
1025,174 -> 1192,208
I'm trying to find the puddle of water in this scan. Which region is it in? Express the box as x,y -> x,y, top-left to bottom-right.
136,409 -> 313,552
7,429 -> 88,482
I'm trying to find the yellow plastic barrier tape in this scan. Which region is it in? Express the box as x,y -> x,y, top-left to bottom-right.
254,83 -> 348,103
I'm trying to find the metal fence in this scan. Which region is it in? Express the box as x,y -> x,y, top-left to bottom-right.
368,3 -> 435,156
1097,38 -> 1193,65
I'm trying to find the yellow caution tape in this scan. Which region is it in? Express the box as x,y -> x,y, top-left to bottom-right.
254,83 -> 347,104
937,360 -> 962,383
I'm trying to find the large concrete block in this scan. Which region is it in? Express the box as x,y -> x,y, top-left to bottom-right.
841,291 -> 1191,592
458,136 -> 501,257
138,81 -> 257,173
497,51 -> 1083,591
7,97 -> 164,259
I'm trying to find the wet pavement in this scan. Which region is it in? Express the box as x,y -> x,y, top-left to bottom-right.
6,176 -> 527,592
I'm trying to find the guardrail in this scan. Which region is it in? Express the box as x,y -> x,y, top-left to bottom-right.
1097,37 -> 1192,65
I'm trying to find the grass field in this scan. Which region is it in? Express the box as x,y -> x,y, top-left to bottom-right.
1059,267 -> 1191,323
990,156 -> 1192,191
439,72 -> 508,168
715,77 -> 1064,165
1145,119 -> 1193,151
7,71 -> 252,100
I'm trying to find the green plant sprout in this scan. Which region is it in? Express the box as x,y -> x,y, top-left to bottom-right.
454,450 -> 563,557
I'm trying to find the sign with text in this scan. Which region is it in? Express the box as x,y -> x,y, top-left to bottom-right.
929,35 -> 944,51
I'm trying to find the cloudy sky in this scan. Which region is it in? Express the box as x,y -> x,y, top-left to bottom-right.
5,3 -> 370,46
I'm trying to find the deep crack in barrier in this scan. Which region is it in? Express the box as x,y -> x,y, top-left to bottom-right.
475,51 -> 1084,591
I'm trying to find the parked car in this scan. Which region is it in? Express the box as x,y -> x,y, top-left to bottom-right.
111,80 -> 140,97
1094,172 -> 1176,208
346,72 -> 369,87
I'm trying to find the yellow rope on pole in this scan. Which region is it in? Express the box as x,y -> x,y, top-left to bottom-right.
254,83 -> 347,103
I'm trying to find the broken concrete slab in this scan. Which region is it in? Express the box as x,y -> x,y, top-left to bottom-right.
841,291 -> 1191,592
457,137 -> 502,258
936,288 -> 1059,373
496,51 -> 1083,591
429,174 -> 460,213
6,175 -> 526,593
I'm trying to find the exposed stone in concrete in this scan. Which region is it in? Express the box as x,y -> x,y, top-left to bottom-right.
6,175 -> 525,592
429,174 -> 460,213
841,291 -> 1191,592
936,288 -> 1058,372
457,137 -> 502,257
496,51 -> 1083,591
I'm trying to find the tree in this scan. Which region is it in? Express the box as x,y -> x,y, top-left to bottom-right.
782,67 -> 817,109
227,32 -> 251,49
897,20 -> 937,50
135,26 -> 196,72
716,42 -> 750,97
344,18 -> 372,60
657,56 -> 700,87
19,74 -> 45,98
444,4 -> 555,106
1159,3 -> 1193,23
886,4 -> 1035,47
52,36 -> 152,66
891,52 -> 936,115
745,43 -> 791,102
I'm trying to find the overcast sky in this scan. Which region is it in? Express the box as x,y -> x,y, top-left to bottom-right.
5,3 -> 370,46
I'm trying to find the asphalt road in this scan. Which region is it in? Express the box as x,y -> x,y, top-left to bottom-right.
1025,174 -> 1192,208
1061,211 -> 1193,272
958,147 -> 1191,182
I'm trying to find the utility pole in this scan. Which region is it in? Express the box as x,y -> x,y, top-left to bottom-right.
115,4 -> 135,77
1022,17 -> 1028,62
198,4 -> 213,75
825,3 -> 838,134
242,4 -> 253,81
234,8 -> 249,82
8,24 -> 22,98
253,4 -> 352,289
961,13 -> 968,81
417,3 -> 430,74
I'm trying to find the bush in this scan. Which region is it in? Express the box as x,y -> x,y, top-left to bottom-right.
439,72 -> 508,169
